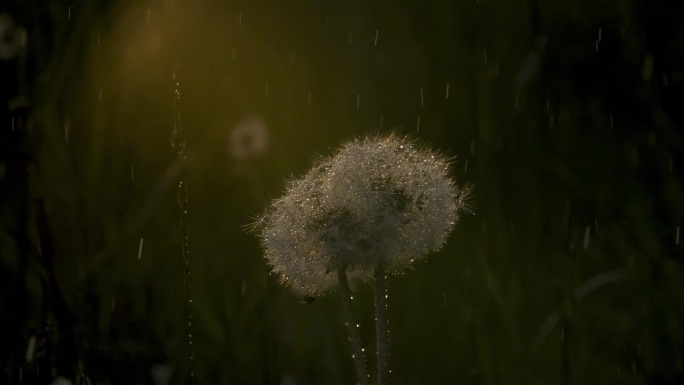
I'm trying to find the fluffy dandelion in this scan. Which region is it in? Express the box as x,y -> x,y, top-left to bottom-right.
251,133 -> 471,384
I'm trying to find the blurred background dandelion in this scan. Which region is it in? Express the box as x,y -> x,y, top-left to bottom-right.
1,0 -> 682,384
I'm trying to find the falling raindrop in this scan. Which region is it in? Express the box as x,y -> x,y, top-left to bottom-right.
138,238 -> 144,259
416,116 -> 421,132
583,226 -> 591,250
374,29 -> 379,46
464,159 -> 468,174
445,83 -> 450,99
470,139 -> 475,155
676,227 -> 680,246
420,86 -> 424,107
25,336 -> 36,362
443,292 -> 447,307
483,49 -> 487,67
356,93 -> 360,109
64,118 -> 70,143
241,279 -> 247,296
594,217 -> 599,234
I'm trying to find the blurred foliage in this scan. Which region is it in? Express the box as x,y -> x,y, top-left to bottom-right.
1,0 -> 683,384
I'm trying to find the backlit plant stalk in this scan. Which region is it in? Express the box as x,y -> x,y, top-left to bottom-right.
251,134 -> 472,384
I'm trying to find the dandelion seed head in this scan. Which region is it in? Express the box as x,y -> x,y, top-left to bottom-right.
255,134 -> 471,295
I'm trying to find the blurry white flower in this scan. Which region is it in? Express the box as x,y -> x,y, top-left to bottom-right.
228,115 -> 269,160
50,377 -> 73,385
0,14 -> 26,61
254,134 -> 471,295
150,363 -> 174,385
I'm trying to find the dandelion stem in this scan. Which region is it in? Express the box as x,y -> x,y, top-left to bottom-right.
337,267 -> 370,385
375,262 -> 390,385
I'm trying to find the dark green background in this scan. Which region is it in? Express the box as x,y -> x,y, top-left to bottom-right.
1,0 -> 683,384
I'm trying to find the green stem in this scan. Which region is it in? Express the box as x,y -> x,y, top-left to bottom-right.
337,267 -> 370,385
375,262 -> 390,385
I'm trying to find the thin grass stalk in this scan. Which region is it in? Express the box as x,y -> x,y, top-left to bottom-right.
337,267 -> 370,385
375,262 -> 390,385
